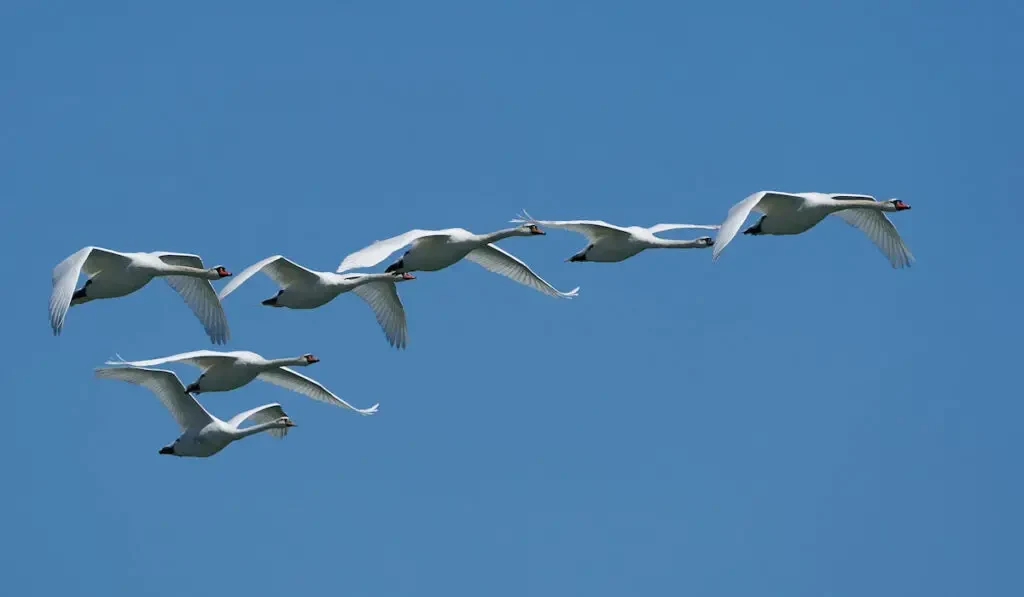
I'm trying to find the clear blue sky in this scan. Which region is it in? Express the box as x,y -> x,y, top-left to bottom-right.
2,1 -> 1020,595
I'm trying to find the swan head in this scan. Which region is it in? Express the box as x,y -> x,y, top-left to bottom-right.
210,265 -> 232,279
695,236 -> 714,247
300,353 -> 319,365
391,272 -> 416,282
890,199 -> 911,211
279,417 -> 297,428
159,441 -> 177,456
520,224 -> 545,236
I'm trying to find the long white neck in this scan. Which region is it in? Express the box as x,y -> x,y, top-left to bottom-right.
645,238 -> 707,249
160,264 -> 218,278
264,357 -> 308,368
829,199 -> 893,212
231,420 -> 288,439
476,227 -> 527,244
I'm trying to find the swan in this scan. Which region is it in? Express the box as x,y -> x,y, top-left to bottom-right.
50,247 -> 233,343
511,210 -> 719,263
95,366 -> 296,458
336,224 -> 579,299
217,255 -> 414,349
107,350 -> 379,415
712,191 -> 914,267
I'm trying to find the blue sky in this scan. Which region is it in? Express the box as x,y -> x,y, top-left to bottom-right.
2,1 -> 1021,595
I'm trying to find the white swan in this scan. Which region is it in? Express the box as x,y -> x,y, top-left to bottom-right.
217,255 -> 414,349
713,191 -> 914,267
107,350 -> 379,415
336,224 -> 579,299
96,366 -> 296,458
511,210 -> 719,263
50,247 -> 233,343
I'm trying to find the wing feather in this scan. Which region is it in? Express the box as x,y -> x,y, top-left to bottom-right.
352,279 -> 409,349
464,244 -> 579,299
257,368 -> 380,415
95,366 -> 213,431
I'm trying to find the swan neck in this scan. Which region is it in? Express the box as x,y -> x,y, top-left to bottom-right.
264,357 -> 305,368
233,421 -> 283,439
162,264 -> 213,277
477,228 -> 521,244
833,199 -> 887,212
650,238 -> 702,249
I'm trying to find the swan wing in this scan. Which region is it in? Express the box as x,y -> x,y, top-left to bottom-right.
336,229 -> 453,273
831,197 -> 915,268
227,403 -> 291,438
151,252 -> 230,344
511,210 -> 630,241
256,368 -> 380,415
646,223 -> 721,234
464,244 -> 580,299
352,279 -> 409,349
49,246 -> 132,335
95,366 -> 213,431
712,191 -> 803,261
218,255 -> 321,300
104,350 -> 233,370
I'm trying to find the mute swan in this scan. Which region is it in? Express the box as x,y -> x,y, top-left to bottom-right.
336,224 -> 579,299
50,247 -> 233,343
217,255 -> 414,349
713,191 -> 914,267
511,210 -> 719,263
107,350 -> 379,415
95,366 -> 296,458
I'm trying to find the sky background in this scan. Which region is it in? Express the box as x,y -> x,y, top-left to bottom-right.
1,1 -> 1021,595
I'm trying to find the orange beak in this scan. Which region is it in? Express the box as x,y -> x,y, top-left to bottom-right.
402,273 -> 416,280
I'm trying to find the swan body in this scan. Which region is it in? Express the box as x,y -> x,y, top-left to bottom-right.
218,255 -> 414,349
336,225 -> 580,299
95,366 -> 296,458
107,350 -> 379,415
50,247 -> 233,343
712,191 -> 914,268
511,210 -> 719,263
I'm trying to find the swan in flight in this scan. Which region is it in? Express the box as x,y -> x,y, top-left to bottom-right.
108,350 -> 379,415
96,366 -> 296,458
217,255 -> 414,349
712,191 -> 914,267
336,224 -> 579,299
511,210 -> 719,263
50,247 -> 233,343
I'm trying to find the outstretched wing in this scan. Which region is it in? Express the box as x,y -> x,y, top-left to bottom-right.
256,368 -> 380,415
712,191 -> 803,261
218,255 -> 321,300
104,350 -> 233,371
336,229 -> 454,273
153,252 -> 231,344
465,244 -> 580,299
227,403 -> 292,438
511,210 -> 631,242
352,279 -> 410,349
831,196 -> 915,268
49,246 -> 132,335
95,366 -> 213,431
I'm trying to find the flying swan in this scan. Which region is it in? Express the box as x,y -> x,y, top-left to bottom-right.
107,350 -> 379,415
50,247 -> 232,343
336,224 -> 579,299
712,191 -> 914,267
217,255 -> 414,349
511,210 -> 719,263
96,366 -> 296,458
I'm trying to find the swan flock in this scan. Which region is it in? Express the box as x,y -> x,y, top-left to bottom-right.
56,191 -> 914,457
